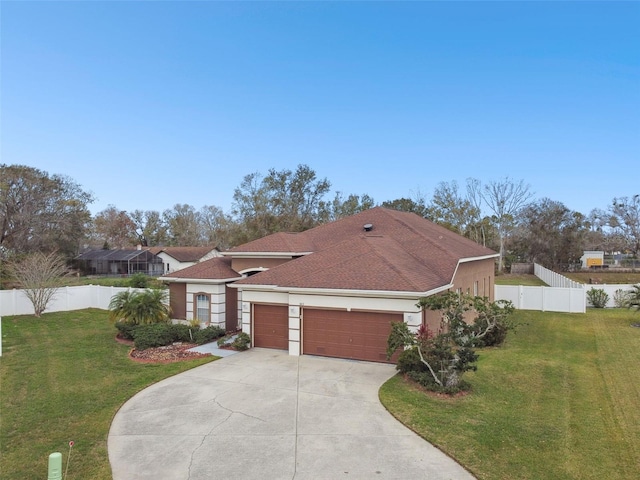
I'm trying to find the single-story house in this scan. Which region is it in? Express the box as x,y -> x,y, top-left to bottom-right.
76,248 -> 164,276
147,246 -> 220,274
161,207 -> 498,363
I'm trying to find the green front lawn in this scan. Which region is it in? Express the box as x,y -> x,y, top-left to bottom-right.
494,274 -> 547,286
379,309 -> 640,480
0,310 -> 216,479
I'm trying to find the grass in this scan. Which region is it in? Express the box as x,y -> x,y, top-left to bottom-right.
495,274 -> 547,286
564,271 -> 640,285
379,308 -> 640,480
0,309 -> 217,479
59,275 -> 167,289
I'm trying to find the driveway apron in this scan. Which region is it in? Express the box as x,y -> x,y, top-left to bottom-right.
108,348 -> 475,480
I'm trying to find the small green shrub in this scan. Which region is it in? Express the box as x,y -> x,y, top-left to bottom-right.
231,332 -> 251,351
114,321 -> 138,341
473,317 -> 509,347
396,347 -> 428,374
613,289 -> 632,308
129,273 -> 150,288
587,288 -> 609,308
133,324 -> 174,350
407,371 -> 471,394
193,326 -> 226,345
169,323 -> 195,343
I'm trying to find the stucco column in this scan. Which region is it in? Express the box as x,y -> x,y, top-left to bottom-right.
288,305 -> 301,356
241,301 -> 251,336
404,311 -> 421,333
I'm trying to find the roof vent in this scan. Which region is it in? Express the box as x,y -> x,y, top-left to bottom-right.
363,223 -> 373,232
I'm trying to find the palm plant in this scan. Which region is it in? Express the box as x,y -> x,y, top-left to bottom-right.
109,289 -> 171,325
627,284 -> 640,312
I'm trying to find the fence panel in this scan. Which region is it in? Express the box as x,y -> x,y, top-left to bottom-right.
0,285 -> 136,317
534,264 -> 584,289
584,284 -> 637,308
495,285 -> 586,313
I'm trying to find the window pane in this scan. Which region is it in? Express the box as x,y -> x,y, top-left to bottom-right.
196,294 -> 209,322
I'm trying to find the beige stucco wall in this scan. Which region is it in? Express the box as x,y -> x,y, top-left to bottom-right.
451,257 -> 495,300
423,256 -> 497,333
185,283 -> 227,329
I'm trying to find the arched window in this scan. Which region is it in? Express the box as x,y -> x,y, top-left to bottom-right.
195,293 -> 210,323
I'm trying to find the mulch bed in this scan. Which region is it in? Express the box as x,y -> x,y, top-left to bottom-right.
116,335 -> 213,364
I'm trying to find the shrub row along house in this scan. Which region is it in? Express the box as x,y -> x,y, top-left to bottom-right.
162,207 -> 498,363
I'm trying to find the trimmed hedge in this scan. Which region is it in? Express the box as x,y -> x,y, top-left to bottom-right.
193,326 -> 226,345
126,323 -> 227,350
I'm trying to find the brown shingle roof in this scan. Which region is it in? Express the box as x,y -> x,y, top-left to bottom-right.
232,207 -> 497,293
161,256 -> 241,281
163,208 -> 496,291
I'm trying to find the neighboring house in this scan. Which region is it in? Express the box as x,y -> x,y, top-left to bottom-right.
161,207 -> 498,363
76,248 -> 164,276
147,246 -> 220,274
580,250 -> 605,269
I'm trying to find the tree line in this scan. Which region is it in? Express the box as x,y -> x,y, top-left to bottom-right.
1,163 -> 639,272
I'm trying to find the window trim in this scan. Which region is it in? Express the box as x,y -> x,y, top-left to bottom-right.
194,292 -> 211,323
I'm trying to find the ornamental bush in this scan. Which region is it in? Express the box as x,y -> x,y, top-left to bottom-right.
193,326 -> 226,345
587,288 -> 609,308
114,321 -> 138,341
169,323 -> 196,343
133,324 -> 175,350
231,332 -> 251,351
396,347 -> 428,375
129,273 -> 150,288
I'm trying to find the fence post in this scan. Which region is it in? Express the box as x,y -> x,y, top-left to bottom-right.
518,285 -> 524,309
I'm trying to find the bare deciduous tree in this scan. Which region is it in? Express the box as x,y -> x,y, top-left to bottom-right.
609,195 -> 640,256
481,177 -> 534,271
8,251 -> 68,317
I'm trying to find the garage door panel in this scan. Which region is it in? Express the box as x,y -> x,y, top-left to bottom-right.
303,309 -> 402,363
253,304 -> 288,350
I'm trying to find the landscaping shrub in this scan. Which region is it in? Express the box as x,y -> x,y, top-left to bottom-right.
169,323 -> 196,343
133,324 -> 174,350
128,323 -> 209,350
406,370 -> 471,395
193,325 -> 226,345
613,289 -> 632,308
587,288 -> 609,308
129,273 -> 150,288
472,317 -> 509,347
231,332 -> 251,351
396,347 -> 428,374
115,321 -> 138,341
108,288 -> 171,325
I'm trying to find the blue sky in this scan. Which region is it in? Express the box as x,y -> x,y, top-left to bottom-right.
2,1 -> 638,217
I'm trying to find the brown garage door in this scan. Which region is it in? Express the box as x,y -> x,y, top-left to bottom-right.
253,304 -> 288,350
303,309 -> 402,363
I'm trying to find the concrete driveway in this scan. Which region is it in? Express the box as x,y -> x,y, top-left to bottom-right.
108,348 -> 475,480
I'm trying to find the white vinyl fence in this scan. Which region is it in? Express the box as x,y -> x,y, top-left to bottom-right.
495,285 -> 586,313
534,264 -> 584,288
494,263 -> 639,313
0,285 -> 136,317
583,283 -> 638,309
